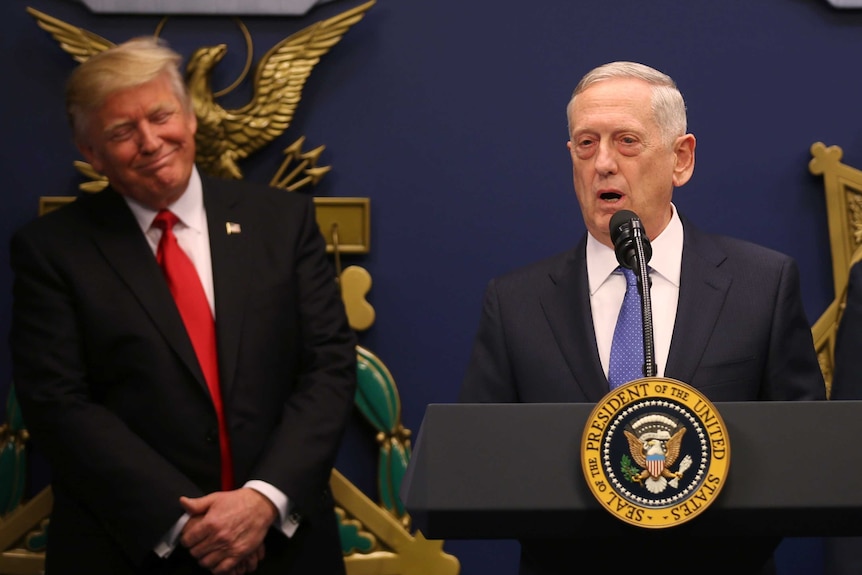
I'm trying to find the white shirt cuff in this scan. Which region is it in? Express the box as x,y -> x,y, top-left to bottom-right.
244,480 -> 301,538
154,513 -> 190,558
153,480 -> 300,558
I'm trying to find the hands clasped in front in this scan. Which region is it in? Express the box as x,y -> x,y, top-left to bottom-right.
179,488 -> 278,575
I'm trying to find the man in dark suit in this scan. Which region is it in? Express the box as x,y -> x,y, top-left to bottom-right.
10,37 -> 357,575
459,61 -> 826,574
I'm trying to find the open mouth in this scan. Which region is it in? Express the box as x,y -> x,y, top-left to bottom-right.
600,191 -> 623,201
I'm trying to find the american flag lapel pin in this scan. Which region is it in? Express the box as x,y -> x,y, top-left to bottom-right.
225,222 -> 241,235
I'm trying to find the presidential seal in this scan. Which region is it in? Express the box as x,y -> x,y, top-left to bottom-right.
581,378 -> 730,528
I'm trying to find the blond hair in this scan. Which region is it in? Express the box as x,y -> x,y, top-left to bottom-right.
66,36 -> 189,140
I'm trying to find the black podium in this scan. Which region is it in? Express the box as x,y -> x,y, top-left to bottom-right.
401,401 -> 862,538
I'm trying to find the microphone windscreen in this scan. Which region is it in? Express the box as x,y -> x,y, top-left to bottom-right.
609,209 -> 639,244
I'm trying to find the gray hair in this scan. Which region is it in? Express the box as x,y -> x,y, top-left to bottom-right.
66,36 -> 190,141
566,61 -> 687,145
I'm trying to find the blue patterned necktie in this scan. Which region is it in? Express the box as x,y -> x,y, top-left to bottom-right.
608,267 -> 644,389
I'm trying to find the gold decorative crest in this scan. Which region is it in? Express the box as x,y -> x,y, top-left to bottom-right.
809,142 -> 862,398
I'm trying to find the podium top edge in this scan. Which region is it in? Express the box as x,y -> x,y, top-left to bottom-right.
426,400 -> 853,408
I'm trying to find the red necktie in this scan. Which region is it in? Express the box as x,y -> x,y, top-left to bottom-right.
152,210 -> 234,491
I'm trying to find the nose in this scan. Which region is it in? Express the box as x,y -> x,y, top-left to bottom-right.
136,122 -> 161,154
594,141 -> 618,176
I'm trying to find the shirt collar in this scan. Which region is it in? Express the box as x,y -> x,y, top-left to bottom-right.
649,203 -> 683,288
587,203 -> 684,294
124,166 -> 204,233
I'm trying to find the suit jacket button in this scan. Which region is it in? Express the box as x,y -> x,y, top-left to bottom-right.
205,430 -> 218,444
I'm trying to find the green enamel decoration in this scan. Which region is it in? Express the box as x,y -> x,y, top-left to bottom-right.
378,444 -> 393,512
337,511 -> 375,554
25,521 -> 49,552
389,440 -> 410,516
0,445 -> 26,516
353,346 -> 413,522
355,346 -> 399,432
0,387 -> 27,517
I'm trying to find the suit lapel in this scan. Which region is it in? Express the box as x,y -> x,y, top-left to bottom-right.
202,177 -> 247,399
541,239 -> 609,402
665,219 -> 731,383
85,189 -> 206,387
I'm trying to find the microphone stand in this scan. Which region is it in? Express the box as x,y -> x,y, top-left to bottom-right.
632,231 -> 657,379
610,210 -> 658,380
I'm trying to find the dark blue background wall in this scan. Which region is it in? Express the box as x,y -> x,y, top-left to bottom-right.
3,0 -> 860,573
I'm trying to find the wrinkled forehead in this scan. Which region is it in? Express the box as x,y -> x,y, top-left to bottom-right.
569,79 -> 657,133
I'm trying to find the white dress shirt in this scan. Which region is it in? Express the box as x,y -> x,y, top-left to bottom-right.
588,204 -> 683,380
122,167 -> 299,556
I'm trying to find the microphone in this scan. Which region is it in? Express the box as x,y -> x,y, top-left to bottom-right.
609,210 -> 652,272
608,209 -> 657,378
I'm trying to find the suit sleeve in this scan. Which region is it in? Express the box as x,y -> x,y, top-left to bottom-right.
822,264 -> 862,574
245,196 -> 357,516
764,256 -> 827,400
10,228 -> 204,564
830,260 -> 862,399
459,279 -> 519,403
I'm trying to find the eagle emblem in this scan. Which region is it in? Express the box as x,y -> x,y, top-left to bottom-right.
26,1 -> 375,185
581,378 -> 730,528
623,413 -> 693,494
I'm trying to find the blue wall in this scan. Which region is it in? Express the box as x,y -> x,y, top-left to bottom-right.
4,0 -> 861,573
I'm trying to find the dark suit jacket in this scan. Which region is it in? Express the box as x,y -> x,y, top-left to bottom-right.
830,258 -> 862,401
10,175 -> 357,574
459,215 -> 825,575
823,259 -> 862,575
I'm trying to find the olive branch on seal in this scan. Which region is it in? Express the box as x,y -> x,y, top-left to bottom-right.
620,454 -> 640,482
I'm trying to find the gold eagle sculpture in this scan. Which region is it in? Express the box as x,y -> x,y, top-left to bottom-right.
26,1 -> 375,181
624,427 -> 686,484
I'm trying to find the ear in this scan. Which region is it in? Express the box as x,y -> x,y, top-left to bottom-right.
186,108 -> 197,135
76,138 -> 104,175
671,134 -> 696,187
